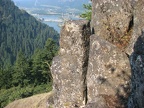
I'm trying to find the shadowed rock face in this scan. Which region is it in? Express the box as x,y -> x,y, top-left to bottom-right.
128,31 -> 144,108
49,0 -> 144,108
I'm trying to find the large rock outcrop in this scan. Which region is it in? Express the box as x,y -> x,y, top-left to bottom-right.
49,0 -> 144,108
50,20 -> 131,107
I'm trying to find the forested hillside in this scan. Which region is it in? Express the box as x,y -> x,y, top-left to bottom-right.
0,0 -> 59,107
0,0 -> 59,67
0,38 -> 58,108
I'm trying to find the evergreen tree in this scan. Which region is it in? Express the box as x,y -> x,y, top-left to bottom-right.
32,38 -> 58,85
12,51 -> 30,87
80,4 -> 92,20
0,65 -> 13,89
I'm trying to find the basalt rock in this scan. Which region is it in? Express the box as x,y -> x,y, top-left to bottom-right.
50,20 -> 91,108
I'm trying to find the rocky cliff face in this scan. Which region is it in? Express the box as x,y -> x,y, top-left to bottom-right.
49,0 -> 144,108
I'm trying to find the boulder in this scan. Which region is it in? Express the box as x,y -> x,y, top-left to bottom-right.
50,20 -> 91,108
87,35 -> 131,107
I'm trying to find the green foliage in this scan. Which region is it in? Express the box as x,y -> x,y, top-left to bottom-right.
80,4 -> 92,20
0,66 -> 13,89
31,38 -> 58,85
12,51 -> 31,87
0,38 -> 58,108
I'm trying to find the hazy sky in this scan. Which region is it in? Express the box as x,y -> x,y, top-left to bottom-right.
12,0 -> 90,2
12,0 -> 90,8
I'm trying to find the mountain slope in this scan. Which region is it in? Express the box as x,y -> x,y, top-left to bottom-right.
0,0 -> 59,67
